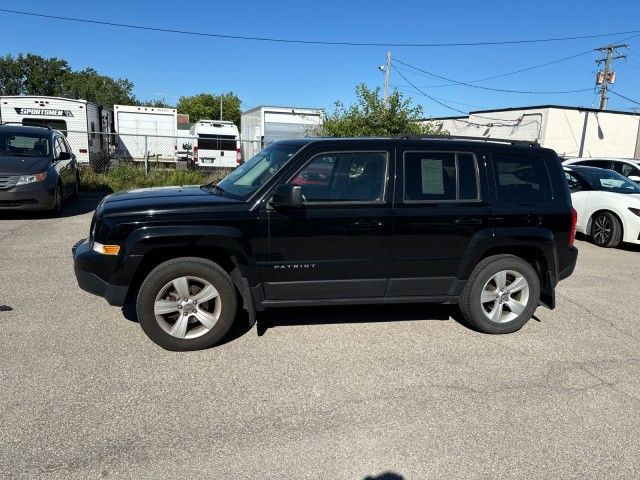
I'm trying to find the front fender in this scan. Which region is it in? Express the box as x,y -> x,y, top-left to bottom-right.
116,225 -> 257,284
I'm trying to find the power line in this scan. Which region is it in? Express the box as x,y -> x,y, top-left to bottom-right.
1,8 -> 640,48
393,58 -> 593,94
393,85 -> 485,108
390,64 -> 469,115
609,90 -> 640,107
391,64 -> 521,122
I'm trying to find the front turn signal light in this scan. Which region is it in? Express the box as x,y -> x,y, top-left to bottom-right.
93,242 -> 120,255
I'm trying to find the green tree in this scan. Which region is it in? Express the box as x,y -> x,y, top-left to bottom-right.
62,68 -> 136,106
138,98 -> 174,108
176,92 -> 241,126
319,84 -> 444,137
0,53 -> 70,96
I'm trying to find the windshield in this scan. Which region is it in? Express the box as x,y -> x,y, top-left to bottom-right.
575,168 -> 640,194
0,132 -> 51,158
214,143 -> 301,200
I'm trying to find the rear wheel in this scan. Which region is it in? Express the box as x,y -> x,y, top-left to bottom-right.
136,257 -> 237,351
590,211 -> 622,248
459,255 -> 540,334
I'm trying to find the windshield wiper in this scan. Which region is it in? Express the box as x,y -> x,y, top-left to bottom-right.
201,183 -> 226,195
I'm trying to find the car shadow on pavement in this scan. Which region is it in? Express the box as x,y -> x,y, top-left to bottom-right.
122,300 -> 469,346
256,302 -> 465,337
61,192 -> 108,217
363,473 -> 404,480
0,192 -> 105,220
576,233 -> 640,252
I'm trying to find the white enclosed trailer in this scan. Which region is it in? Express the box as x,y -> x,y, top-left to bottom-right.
241,106 -> 323,159
0,95 -> 112,163
113,105 -> 177,162
190,120 -> 240,168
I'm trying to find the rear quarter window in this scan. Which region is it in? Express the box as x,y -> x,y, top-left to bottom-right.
492,153 -> 553,202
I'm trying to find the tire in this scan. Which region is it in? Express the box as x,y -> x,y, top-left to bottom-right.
590,211 -> 622,248
71,173 -> 80,200
459,255 -> 541,334
136,257 -> 237,351
48,183 -> 63,217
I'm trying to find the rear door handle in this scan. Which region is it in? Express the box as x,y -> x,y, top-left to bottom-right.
453,217 -> 483,225
352,220 -> 384,228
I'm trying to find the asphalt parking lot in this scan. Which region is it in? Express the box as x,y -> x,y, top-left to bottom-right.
1,195 -> 640,479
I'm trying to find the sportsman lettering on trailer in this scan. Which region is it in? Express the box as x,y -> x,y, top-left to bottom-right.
14,107 -> 74,117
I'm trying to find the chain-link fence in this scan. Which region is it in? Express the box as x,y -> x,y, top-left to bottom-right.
64,130 -> 263,175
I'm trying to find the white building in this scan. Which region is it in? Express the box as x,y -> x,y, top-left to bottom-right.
0,95 -> 112,163
241,106 -> 323,159
430,105 -> 640,159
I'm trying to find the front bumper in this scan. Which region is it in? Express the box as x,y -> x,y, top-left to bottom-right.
0,184 -> 56,211
72,238 -> 128,306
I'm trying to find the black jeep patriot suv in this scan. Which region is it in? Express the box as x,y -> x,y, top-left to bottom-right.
73,136 -> 578,350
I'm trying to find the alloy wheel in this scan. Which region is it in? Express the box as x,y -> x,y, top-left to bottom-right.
480,270 -> 530,323
592,215 -> 612,245
153,276 -> 221,339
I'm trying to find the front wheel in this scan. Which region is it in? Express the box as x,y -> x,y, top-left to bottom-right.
459,255 -> 541,334
136,257 -> 237,351
591,211 -> 622,248
48,184 -> 63,217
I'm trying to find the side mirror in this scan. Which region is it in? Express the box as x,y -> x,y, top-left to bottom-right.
57,151 -> 72,161
628,175 -> 640,183
270,184 -> 303,209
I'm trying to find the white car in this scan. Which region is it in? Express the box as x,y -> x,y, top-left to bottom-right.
563,157 -> 640,184
565,165 -> 640,248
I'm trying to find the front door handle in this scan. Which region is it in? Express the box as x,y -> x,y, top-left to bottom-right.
453,217 -> 483,225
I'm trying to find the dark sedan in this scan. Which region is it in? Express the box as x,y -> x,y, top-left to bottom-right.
0,124 -> 80,215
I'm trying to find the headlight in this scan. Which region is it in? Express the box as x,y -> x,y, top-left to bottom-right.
16,172 -> 47,186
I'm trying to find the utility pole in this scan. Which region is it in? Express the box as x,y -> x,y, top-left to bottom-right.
595,44 -> 627,110
220,96 -> 223,120
383,50 -> 391,108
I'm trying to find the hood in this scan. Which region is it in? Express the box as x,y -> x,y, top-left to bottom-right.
0,156 -> 50,175
98,185 -> 242,216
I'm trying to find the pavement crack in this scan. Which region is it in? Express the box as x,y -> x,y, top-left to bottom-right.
556,291 -> 640,345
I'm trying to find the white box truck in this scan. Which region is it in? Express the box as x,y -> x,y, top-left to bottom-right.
113,105 -> 177,162
0,95 -> 112,163
240,106 -> 323,159
190,120 -> 241,168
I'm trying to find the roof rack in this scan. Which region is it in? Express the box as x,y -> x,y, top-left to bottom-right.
396,134 -> 540,147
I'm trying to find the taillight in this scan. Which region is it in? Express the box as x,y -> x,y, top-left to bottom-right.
193,146 -> 198,160
569,207 -> 577,246
236,148 -> 242,165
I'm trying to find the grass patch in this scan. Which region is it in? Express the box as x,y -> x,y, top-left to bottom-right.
80,163 -> 231,193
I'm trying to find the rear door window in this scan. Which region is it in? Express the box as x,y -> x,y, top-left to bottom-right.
403,151 -> 480,202
492,153 -> 553,202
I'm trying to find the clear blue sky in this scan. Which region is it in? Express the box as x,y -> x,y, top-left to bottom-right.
2,0 -> 640,117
